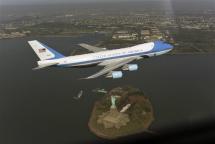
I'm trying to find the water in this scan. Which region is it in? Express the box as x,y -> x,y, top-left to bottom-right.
0,34 -> 215,144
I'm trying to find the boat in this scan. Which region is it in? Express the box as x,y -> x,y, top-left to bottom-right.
73,90 -> 83,100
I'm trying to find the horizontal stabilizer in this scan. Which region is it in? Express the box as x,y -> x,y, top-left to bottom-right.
32,62 -> 58,70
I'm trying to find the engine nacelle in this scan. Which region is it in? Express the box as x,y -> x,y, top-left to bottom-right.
122,64 -> 138,71
106,71 -> 123,79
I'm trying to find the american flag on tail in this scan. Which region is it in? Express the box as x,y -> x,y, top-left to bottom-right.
38,48 -> 46,53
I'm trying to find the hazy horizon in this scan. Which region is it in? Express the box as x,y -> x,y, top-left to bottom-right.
0,0 -> 213,6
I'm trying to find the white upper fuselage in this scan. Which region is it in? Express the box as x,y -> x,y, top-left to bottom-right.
37,41 -> 173,67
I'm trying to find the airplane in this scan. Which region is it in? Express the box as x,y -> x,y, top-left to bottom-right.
28,40 -> 173,79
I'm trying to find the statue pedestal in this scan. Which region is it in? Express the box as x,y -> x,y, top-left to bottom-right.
97,108 -> 130,129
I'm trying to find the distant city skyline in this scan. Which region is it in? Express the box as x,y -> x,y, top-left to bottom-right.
1,0 -> 143,5
0,0 -> 210,6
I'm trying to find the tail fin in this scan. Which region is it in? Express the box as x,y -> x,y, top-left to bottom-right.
28,40 -> 65,60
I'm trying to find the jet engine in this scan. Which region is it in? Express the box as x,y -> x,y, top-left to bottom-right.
106,71 -> 123,79
122,64 -> 138,71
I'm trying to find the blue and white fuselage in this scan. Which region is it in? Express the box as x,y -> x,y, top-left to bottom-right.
28,40 -> 173,79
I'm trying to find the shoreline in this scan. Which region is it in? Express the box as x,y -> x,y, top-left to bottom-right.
88,87 -> 155,139
88,101 -> 155,139
0,35 -> 214,55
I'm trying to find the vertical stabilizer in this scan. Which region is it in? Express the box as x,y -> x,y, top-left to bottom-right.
28,40 -> 65,60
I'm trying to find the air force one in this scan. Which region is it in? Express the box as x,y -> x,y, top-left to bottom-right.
28,40 -> 173,79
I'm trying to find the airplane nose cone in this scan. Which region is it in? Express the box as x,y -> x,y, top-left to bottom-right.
165,43 -> 174,50
153,41 -> 174,52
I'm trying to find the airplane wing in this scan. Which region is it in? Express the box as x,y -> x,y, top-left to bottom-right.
83,57 -> 139,79
79,43 -> 106,52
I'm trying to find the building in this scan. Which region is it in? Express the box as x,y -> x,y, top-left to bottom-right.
141,30 -> 150,36
97,95 -> 130,129
112,30 -> 138,41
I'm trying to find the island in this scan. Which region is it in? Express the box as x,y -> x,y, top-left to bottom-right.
88,86 -> 154,139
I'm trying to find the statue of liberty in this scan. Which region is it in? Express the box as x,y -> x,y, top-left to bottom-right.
111,96 -> 117,109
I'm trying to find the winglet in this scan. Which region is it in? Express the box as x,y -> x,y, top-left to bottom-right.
78,77 -> 91,80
